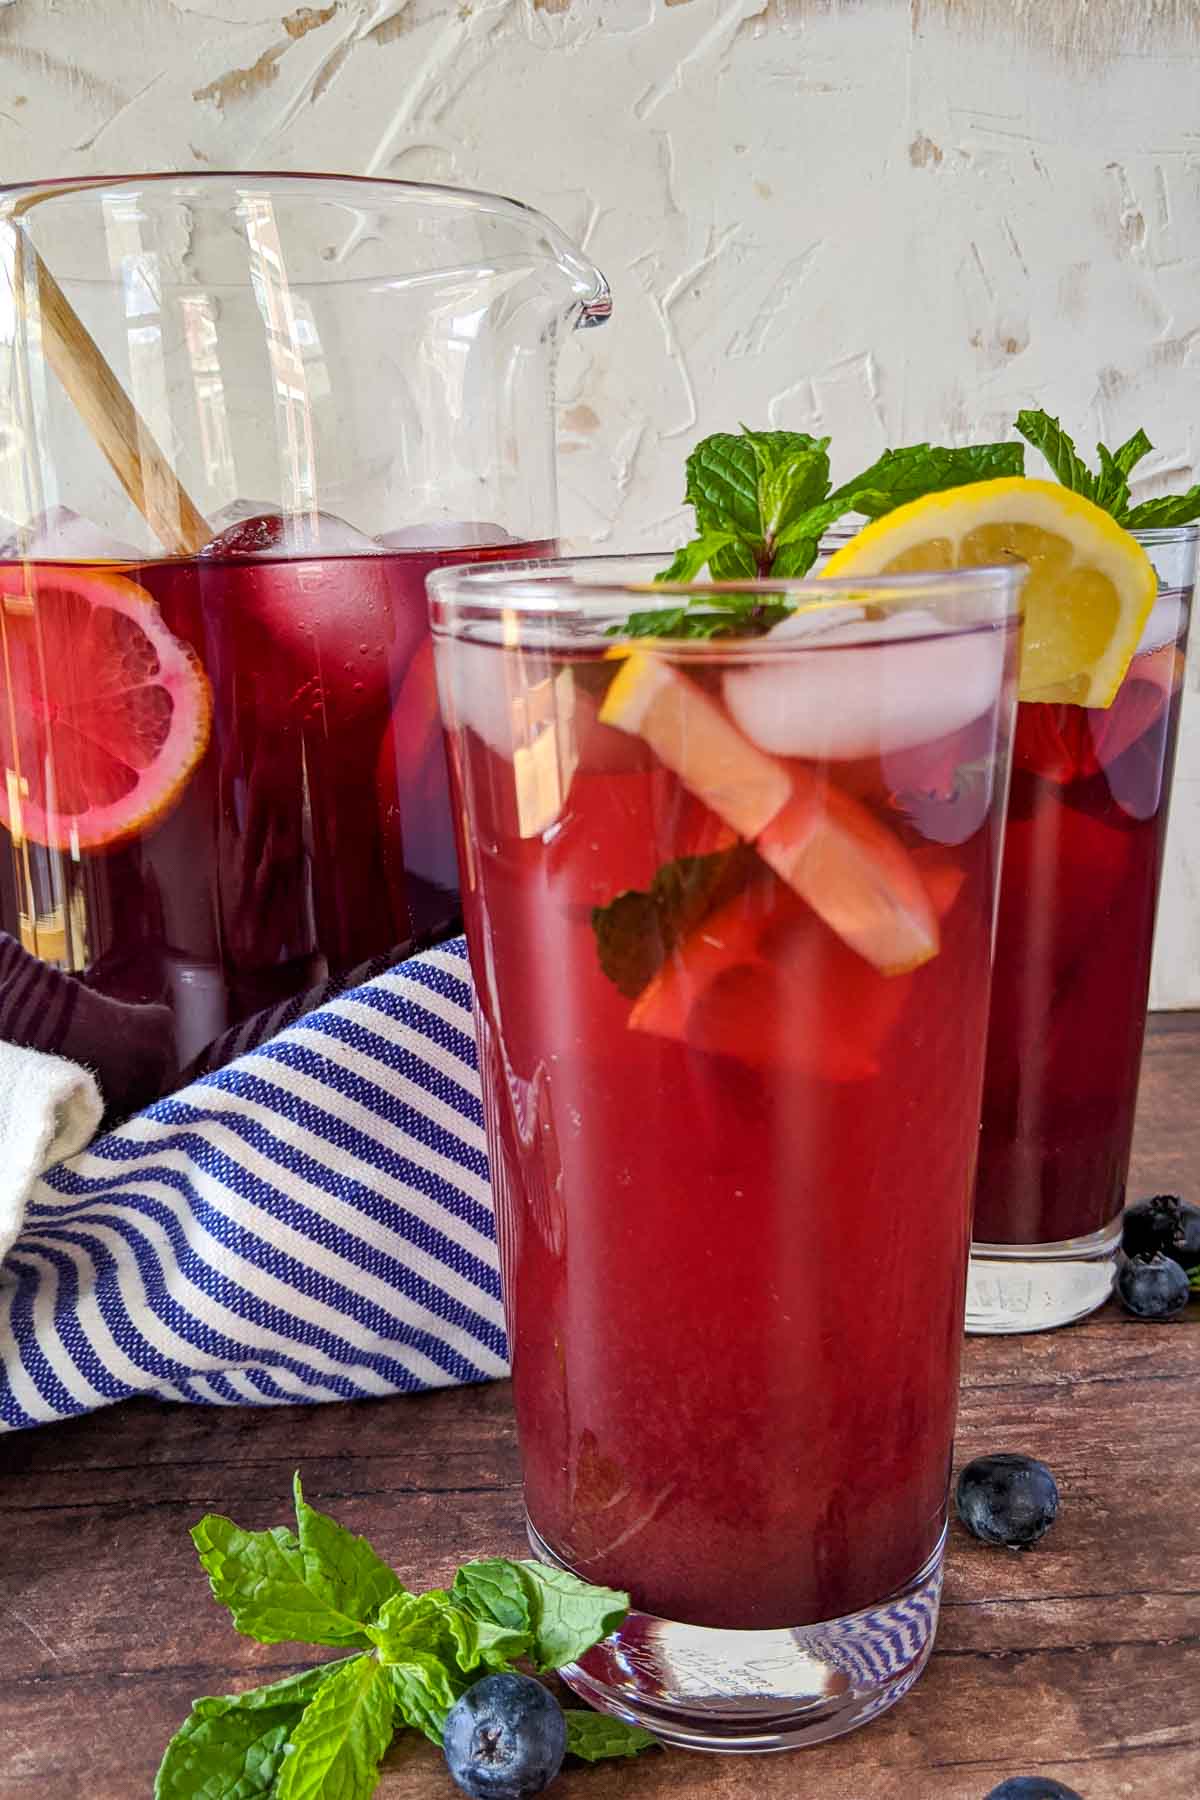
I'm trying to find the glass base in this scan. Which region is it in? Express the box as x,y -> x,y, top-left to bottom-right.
965,1218 -> 1122,1334
527,1520 -> 946,1753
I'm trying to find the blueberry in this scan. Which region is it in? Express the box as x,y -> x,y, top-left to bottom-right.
983,1781 -> 1084,1799
1117,1250 -> 1190,1321
956,1454 -> 1060,1548
1123,1193 -> 1200,1266
443,1672 -> 567,1799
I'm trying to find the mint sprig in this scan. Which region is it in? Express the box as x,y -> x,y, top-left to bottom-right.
156,1477 -> 656,1798
156,1664 -> 356,1799
626,425 -> 1023,636
1015,408 -> 1200,528
190,1473 -> 403,1648
565,1710 -> 658,1761
275,1654 -> 394,1800
591,845 -> 754,996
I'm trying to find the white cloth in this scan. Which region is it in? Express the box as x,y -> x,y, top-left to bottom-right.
0,1039 -> 102,1261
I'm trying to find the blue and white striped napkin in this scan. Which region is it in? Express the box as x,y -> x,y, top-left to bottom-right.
0,937 -> 509,1433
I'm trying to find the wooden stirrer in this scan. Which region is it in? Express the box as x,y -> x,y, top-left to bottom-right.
15,213 -> 210,558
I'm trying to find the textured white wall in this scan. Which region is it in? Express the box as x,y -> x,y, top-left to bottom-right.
2,0 -> 1200,1002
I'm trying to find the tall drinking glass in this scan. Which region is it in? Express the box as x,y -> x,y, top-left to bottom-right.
967,525 -> 1196,1332
0,173 -> 608,1114
430,556 -> 1023,1751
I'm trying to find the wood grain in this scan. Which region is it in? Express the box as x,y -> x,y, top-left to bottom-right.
2,1016 -> 1197,1800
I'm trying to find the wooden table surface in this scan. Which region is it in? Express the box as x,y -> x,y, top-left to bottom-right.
2,1014 -> 1198,1800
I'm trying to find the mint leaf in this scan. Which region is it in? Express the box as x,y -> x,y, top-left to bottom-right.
1018,410 -> 1200,526
829,442 -> 1024,516
683,431 -> 765,540
1121,486 -> 1200,529
1111,426 -> 1154,480
190,1475 -> 403,1648
452,1559 -> 534,1635
679,429 -> 830,563
368,1589 -> 531,1743
771,490 -> 896,574
622,601 -> 791,640
369,1589 -> 530,1676
387,1658 -> 464,1745
564,1710 -> 658,1763
592,845 -> 754,998
155,1664 -> 352,1800
741,426 -> 831,541
275,1654 -> 393,1800
1095,442 -> 1132,516
707,536 -> 759,580
515,1561 -> 629,1673
1014,410 -> 1097,499
654,529 -> 745,584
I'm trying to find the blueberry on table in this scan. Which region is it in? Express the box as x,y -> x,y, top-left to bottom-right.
443,1672 -> 567,1799
1122,1193 -> 1200,1265
1116,1251 -> 1191,1321
983,1780 -> 1084,1799
955,1454 -> 1060,1548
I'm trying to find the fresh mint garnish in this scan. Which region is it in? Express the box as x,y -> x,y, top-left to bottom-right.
157,1476 -> 654,1799
274,1653 -> 394,1800
365,1588 -> 533,1742
155,1663 -> 354,1799
825,441 -> 1024,515
591,845 -> 754,997
564,1710 -> 659,1761
1015,408 -> 1200,528
623,425 -> 1024,637
510,1560 -> 631,1674
452,1557 -> 627,1673
190,1472 -> 403,1648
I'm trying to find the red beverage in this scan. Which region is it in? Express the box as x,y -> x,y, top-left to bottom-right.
0,534 -> 551,1111
975,602 -> 1189,1248
440,592 -> 1019,1634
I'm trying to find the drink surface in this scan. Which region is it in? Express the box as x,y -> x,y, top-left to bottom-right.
0,536 -> 550,1113
445,614 -> 1017,1629
975,598 -> 1188,1247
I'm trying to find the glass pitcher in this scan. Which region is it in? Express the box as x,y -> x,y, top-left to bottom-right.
0,173 -> 609,1115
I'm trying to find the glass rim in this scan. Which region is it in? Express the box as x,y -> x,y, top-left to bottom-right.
1130,522 -> 1200,545
427,552 -> 1026,656
0,168 -> 551,221
0,170 -> 612,320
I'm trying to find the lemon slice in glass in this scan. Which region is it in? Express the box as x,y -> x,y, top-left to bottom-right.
819,476 -> 1158,706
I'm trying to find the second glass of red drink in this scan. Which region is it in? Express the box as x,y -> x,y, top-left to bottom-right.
967,524 -> 1196,1330
431,554 -> 1024,1751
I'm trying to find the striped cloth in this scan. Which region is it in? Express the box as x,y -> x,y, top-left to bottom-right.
0,937 -> 509,1433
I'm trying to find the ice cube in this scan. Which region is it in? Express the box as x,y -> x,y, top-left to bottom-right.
1135,591 -> 1184,655
438,638 -> 527,759
201,504 -> 384,558
0,504 -> 143,561
376,520 -> 519,551
438,636 -> 578,832
723,607 -> 1006,761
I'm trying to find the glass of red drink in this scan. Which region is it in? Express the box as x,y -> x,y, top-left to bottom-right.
0,174 -> 607,1114
967,525 -> 1197,1332
430,554 -> 1023,1751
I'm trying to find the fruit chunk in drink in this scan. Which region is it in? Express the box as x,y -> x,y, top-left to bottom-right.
974,596 -> 1188,1246
0,521 -> 552,1111
442,604 -> 1018,1629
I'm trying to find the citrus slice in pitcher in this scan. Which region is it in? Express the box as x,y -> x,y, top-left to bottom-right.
820,477 -> 1157,707
0,564 -> 212,850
